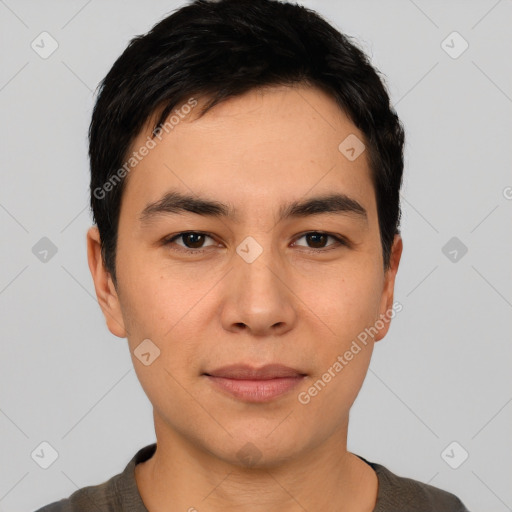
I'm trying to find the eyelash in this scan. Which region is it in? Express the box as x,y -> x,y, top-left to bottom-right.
162,231 -> 348,255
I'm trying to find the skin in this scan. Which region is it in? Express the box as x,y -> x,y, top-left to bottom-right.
87,84 -> 402,511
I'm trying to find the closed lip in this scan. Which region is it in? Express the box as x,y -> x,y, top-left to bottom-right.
203,364 -> 307,380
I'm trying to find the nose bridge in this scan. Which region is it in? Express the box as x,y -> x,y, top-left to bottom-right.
220,230 -> 296,334
234,231 -> 284,296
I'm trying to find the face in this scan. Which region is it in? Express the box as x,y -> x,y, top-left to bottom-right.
88,84 -> 402,467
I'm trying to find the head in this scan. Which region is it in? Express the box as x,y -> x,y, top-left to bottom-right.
87,0 -> 404,468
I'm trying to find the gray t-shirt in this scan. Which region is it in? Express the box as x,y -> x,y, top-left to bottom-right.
35,444 -> 470,511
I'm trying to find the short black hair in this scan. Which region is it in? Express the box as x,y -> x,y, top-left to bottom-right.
89,0 -> 405,285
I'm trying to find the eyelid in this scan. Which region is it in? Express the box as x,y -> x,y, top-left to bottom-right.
163,231 -> 218,252
292,231 -> 347,249
162,230 -> 349,254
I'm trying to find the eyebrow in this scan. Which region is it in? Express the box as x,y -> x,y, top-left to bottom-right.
139,190 -> 368,225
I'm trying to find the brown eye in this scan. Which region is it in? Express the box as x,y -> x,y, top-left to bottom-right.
293,232 -> 346,251
163,232 -> 217,253
305,233 -> 329,248
180,232 -> 207,248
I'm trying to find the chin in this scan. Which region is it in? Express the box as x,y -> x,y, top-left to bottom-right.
203,426 -> 310,470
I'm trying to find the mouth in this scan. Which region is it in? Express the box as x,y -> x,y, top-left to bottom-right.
203,364 -> 307,403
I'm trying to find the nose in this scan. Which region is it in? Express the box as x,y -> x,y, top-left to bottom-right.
219,241 -> 298,337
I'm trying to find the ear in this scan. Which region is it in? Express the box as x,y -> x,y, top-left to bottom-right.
374,234 -> 403,342
86,226 -> 127,338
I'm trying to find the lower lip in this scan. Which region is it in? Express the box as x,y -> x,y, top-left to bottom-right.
205,375 -> 305,403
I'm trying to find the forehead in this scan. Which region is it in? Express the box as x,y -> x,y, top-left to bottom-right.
122,84 -> 376,222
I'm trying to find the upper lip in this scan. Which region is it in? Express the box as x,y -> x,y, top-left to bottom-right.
204,364 -> 306,380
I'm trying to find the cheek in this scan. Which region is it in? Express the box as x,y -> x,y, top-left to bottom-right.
299,261 -> 383,338
117,251 -> 188,334
299,262 -> 382,412
117,259 -> 208,379
296,350 -> 372,442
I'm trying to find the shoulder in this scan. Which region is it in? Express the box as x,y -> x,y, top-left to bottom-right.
357,455 -> 471,512
34,444 -> 156,512
33,473 -> 122,512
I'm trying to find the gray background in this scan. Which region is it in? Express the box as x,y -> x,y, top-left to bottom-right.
1,0 -> 511,510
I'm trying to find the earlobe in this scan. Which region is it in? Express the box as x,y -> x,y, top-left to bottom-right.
374,234 -> 403,343
86,227 -> 127,338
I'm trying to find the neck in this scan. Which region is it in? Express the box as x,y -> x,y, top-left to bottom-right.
135,415 -> 378,512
